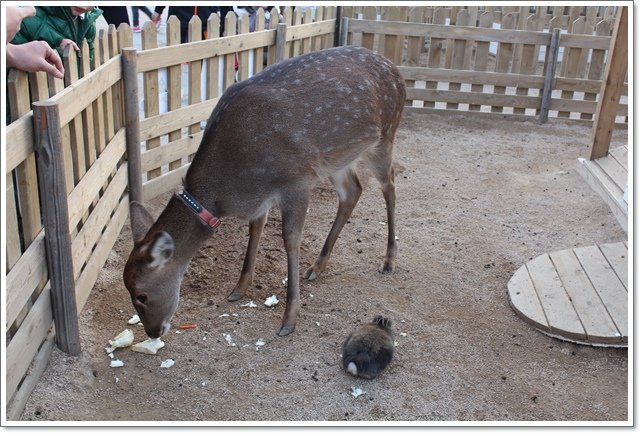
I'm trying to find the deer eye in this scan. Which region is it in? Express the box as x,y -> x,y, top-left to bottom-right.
136,294 -> 148,305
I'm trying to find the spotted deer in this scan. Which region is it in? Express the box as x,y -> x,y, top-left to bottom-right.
124,46 -> 406,338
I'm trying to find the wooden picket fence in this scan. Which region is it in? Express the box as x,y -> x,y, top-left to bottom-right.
4,5 -> 627,420
4,6 -> 337,419
341,6 -> 627,123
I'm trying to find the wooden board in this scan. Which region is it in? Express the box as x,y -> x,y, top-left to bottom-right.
508,242 -> 628,346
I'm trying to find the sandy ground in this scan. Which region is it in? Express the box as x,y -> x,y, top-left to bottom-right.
17,110 -> 628,424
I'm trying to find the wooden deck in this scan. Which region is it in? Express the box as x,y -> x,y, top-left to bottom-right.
576,145 -> 628,232
508,242 -> 628,347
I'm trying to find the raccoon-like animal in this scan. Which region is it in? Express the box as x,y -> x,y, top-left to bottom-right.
342,315 -> 394,379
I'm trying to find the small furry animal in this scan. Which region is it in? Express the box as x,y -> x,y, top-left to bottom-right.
342,315 -> 394,379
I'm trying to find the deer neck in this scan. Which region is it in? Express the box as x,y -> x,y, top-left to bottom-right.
152,194 -> 216,271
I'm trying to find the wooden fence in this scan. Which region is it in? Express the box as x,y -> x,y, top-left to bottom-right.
342,6 -> 627,123
4,5 -> 626,420
4,6 -> 337,419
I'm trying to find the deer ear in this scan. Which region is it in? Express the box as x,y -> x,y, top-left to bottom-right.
130,201 -> 155,243
148,231 -> 174,269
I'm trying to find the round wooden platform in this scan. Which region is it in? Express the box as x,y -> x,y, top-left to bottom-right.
508,242 -> 628,347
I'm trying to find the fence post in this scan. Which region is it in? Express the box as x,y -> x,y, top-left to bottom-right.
121,47 -> 143,204
276,23 -> 287,62
334,6 -> 343,47
538,28 -> 561,124
32,100 -> 81,356
339,17 -> 349,46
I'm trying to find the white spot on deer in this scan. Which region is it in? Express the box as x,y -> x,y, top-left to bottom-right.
315,106 -> 323,113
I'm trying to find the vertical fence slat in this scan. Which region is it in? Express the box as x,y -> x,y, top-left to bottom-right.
514,15 -> 541,115
237,14 -> 250,81
141,22 -> 161,178
224,11 -> 237,89
360,6 -> 377,51
267,7 -> 280,66
558,17 -> 586,118
492,12 -> 517,113
582,20 -> 611,121
469,12 -> 494,112
6,173 -> 21,270
253,9 -> 266,73
188,15 -> 203,154
33,100 -> 81,356
539,29 -> 561,123
425,8 -> 448,109
122,48 -> 142,205
446,9 -> 469,111
165,15 -> 183,173
63,46 -> 87,187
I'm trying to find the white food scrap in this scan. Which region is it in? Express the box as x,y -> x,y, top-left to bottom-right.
351,387 -> 366,398
160,359 -> 175,368
264,295 -> 279,307
255,339 -> 266,351
130,338 -> 165,354
110,359 -> 124,368
128,314 -> 141,325
105,329 -> 134,353
241,300 -> 257,308
223,333 -> 236,346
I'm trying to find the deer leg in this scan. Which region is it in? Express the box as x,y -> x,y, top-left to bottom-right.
227,212 -> 268,302
370,146 -> 397,274
277,190 -> 309,336
304,168 -> 362,281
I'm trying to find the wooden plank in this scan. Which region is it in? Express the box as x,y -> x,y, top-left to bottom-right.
574,245 -> 627,339
360,6 -> 377,50
143,165 -> 190,201
5,285 -> 53,402
6,332 -> 55,421
608,145 -> 628,170
508,265 -> 550,331
348,18 -> 553,45
469,12 -> 494,112
142,131 -> 203,172
63,46 -> 87,186
188,15 -> 204,159
33,100 -> 80,355
6,233 -> 46,328
6,115 -> 34,173
139,98 -> 218,141
539,28 -> 561,123
526,253 -> 585,340
595,154 -> 627,190
76,196 -> 129,311
446,9 -> 469,111
581,20 -> 611,120
206,13 -> 221,99
67,128 -> 126,230
406,88 -> 541,109
286,17 -> 336,43
79,41 -> 97,173
7,70 -> 42,249
142,22 -> 161,180
590,6 -> 628,159
515,15 -> 543,115
98,31 -> 115,145
558,17 -> 586,118
166,15 -> 185,175
599,242 -> 628,289
71,165 -> 127,280
492,13 -> 517,113
424,8 -> 448,109
253,9 -> 266,72
300,8 -> 313,54
5,173 -> 22,270
549,97 -> 625,116
549,249 -> 620,344
121,47 -> 143,205
576,158 -> 627,231
108,25 -> 123,132
91,35 -> 107,157
560,33 -> 610,50
237,14 -> 250,81
224,12 -> 237,90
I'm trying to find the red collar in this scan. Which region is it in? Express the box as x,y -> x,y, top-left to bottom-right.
176,190 -> 221,230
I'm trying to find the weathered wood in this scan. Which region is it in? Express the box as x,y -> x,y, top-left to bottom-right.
142,131 -> 203,172
224,12 -> 237,89
122,48 -> 142,205
167,15 -> 184,173
32,100 -> 81,355
98,31 -> 115,145
360,6 -> 377,50
142,165 -> 190,201
599,242 -> 628,288
63,46 -> 87,186
469,12 -> 494,112
142,22 -> 161,179
539,28 -> 561,123
406,88 -> 540,109
424,8 -> 448,109
446,9 -> 469,110
339,17 -> 349,46
237,14 -> 250,81
5,173 -> 22,270
79,41 -> 97,173
276,23 -> 287,62
254,9 -> 266,72
267,7 -> 279,66
139,98 -> 218,142
590,6 -> 628,160
67,129 -> 126,230
6,233 -> 47,328
188,15 -> 203,154
292,7 -> 303,58
5,286 -> 53,406
581,20 -> 611,120
507,265 -> 549,331
558,17 -> 586,118
492,13 -> 517,113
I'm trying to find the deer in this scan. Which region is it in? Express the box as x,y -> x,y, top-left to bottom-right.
123,46 -> 406,339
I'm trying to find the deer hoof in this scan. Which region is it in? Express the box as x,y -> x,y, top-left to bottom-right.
304,268 -> 318,281
378,261 -> 395,274
227,291 -> 244,302
277,324 -> 295,337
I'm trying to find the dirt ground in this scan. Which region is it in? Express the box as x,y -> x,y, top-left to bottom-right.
19,111 -> 628,424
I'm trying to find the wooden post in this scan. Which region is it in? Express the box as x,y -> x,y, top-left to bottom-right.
334,6 -> 342,47
538,28 -> 561,124
276,23 -> 287,62
590,6 -> 628,160
121,48 -> 143,205
32,100 -> 81,356
339,17 -> 349,46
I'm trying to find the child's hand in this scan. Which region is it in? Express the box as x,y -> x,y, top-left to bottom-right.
59,38 -> 79,52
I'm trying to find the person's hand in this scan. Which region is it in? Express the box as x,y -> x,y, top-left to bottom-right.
6,6 -> 36,41
151,12 -> 161,24
6,41 -> 65,79
59,38 -> 79,52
